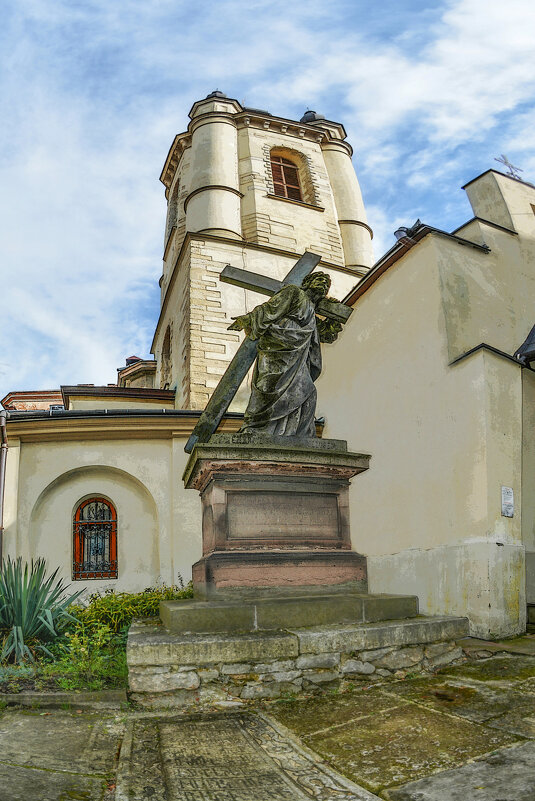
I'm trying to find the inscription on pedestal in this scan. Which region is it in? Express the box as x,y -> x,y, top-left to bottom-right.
226,491 -> 339,540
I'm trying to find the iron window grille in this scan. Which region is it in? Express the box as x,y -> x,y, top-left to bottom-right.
73,497 -> 118,580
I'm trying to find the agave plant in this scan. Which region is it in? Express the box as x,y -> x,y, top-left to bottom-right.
0,557 -> 84,663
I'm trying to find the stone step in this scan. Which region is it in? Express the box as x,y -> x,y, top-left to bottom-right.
128,614 -> 470,671
160,592 -> 419,634
128,615 -> 470,706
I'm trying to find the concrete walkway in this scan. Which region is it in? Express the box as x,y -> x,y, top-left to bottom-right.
0,651 -> 533,800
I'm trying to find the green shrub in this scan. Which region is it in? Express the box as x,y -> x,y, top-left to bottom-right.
70,583 -> 193,633
42,622 -> 128,690
0,557 -> 83,663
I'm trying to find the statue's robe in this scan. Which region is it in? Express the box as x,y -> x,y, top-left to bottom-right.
239,284 -> 321,436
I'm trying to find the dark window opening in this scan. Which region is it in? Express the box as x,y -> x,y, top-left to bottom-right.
73,498 -> 118,580
270,155 -> 303,202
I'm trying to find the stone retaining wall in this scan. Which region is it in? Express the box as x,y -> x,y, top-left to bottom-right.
128,617 -> 470,709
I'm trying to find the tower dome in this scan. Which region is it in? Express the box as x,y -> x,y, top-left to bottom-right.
300,110 -> 325,123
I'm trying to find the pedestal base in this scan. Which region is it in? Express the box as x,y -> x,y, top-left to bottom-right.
192,549 -> 367,599
183,433 -> 371,598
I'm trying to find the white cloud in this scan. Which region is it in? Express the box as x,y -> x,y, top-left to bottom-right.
0,0 -> 533,400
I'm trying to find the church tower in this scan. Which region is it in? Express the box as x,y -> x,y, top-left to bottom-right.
152,91 -> 373,409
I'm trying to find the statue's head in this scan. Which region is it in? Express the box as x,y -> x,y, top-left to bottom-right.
301,271 -> 331,298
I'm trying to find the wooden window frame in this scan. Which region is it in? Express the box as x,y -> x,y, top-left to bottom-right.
73,497 -> 118,580
270,155 -> 303,202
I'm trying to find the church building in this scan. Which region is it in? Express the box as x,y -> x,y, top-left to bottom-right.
1,91 -> 534,639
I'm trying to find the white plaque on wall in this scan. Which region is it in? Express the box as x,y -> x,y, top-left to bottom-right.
501,486 -> 514,518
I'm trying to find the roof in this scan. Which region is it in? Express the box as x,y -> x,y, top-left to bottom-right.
61,385 -> 175,407
1,389 -> 63,410
462,168 -> 535,191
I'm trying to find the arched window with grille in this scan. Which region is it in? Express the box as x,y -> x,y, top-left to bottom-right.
73,498 -> 118,580
270,154 -> 303,202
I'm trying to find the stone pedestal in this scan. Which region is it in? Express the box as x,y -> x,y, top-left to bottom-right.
182,433 -> 370,600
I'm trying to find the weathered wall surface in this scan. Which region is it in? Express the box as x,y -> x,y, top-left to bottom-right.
3,433 -> 203,597
522,369 -> 535,605
317,231 -> 528,637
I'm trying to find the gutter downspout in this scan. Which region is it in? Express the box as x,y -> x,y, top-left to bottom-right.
0,410 -> 8,567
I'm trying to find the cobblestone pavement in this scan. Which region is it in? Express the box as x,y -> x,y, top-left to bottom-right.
0,653 -> 534,801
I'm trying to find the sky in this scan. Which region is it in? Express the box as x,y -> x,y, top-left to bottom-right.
1,0 -> 534,400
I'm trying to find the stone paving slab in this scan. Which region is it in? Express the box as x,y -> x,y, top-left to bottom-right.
116,712 -> 379,801
486,697 -> 535,739
439,654 -> 535,684
269,686 -> 406,736
384,741 -> 535,801
0,710 -> 122,775
0,762 -> 108,801
382,675 -> 526,723
518,676 -> 535,692
302,703 -> 516,792
458,635 -> 535,656
0,709 -> 122,801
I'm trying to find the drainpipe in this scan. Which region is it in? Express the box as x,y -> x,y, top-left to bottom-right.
0,410 -> 8,567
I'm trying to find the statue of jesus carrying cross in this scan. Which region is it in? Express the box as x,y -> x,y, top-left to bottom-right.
185,252 -> 353,452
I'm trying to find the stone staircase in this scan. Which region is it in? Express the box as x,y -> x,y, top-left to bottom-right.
160,591 -> 419,634
127,595 -> 469,708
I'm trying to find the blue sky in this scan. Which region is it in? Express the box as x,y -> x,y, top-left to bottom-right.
1,0 -> 534,400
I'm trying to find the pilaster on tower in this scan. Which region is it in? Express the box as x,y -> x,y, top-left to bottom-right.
152,93 -> 373,410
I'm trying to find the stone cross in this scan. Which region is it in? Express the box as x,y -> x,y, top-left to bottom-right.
185,251 -> 353,452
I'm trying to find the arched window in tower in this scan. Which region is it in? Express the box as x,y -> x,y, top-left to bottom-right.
161,325 -> 172,389
73,498 -> 118,580
165,180 -> 180,244
270,155 -> 303,202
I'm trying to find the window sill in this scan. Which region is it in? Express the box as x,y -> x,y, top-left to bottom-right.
266,194 -> 324,212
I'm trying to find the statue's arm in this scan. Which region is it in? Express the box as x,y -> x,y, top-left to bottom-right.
231,286 -> 300,339
231,313 -> 253,336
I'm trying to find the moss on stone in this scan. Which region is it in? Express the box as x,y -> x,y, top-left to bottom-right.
439,656 -> 535,683
304,703 -> 517,792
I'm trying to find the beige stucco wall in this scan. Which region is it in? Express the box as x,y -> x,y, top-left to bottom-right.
439,224 -> 535,362
522,369 -> 535,605
317,233 -> 526,637
3,433 -> 203,598
464,171 -> 535,240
